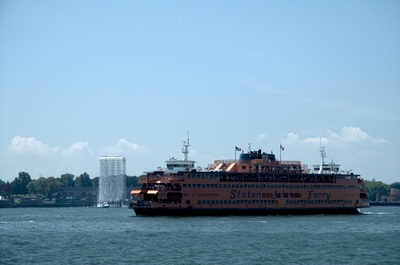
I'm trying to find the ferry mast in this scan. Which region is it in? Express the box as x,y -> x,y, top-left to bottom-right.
318,140 -> 326,174
182,131 -> 190,161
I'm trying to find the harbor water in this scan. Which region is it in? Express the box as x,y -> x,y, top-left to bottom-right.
1,206 -> 399,264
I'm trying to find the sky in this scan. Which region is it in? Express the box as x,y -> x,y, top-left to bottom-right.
0,1 -> 399,184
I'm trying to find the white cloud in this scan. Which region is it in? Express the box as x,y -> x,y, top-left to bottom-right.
258,134 -> 268,142
61,141 -> 94,155
302,136 -> 329,146
8,136 -> 60,156
283,132 -> 300,144
281,127 -> 388,148
116,139 -> 151,152
327,127 -> 388,144
101,139 -> 151,155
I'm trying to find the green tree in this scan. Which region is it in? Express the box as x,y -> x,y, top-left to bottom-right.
59,173 -> 75,187
27,177 -> 63,199
11,172 -> 32,195
364,180 -> 390,201
0,180 -> 12,199
390,182 -> 400,189
126,175 -> 138,187
91,177 -> 99,187
75,172 -> 92,187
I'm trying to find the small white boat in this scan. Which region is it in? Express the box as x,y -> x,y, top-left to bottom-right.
102,202 -> 110,208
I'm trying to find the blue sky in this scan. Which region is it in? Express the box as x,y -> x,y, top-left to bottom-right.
1,1 -> 399,184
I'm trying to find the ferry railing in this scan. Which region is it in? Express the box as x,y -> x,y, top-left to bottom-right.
141,185 -> 182,192
218,173 -> 339,184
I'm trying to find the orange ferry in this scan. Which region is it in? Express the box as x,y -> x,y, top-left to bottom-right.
129,137 -> 369,216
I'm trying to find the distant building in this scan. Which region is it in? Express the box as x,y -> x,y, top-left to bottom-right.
59,187 -> 98,201
98,156 -> 126,203
377,188 -> 400,203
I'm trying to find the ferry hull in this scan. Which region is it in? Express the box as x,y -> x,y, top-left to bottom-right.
133,206 -> 362,216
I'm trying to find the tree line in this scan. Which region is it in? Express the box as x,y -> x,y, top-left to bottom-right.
1,172 -> 399,201
0,172 -> 139,199
364,180 -> 400,201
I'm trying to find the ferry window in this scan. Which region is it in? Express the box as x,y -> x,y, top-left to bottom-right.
202,200 -> 206,204
215,200 -> 219,204
240,185 -> 243,188
188,184 -> 192,188
224,184 -> 227,188
228,184 -> 231,188
202,184 -> 205,188
267,185 -> 270,188
242,166 -> 246,170
198,200 -> 201,204
183,184 -> 186,188
211,184 -> 214,188
211,200 -> 214,204
236,184 -> 239,188
206,184 -> 209,188
207,200 -> 210,204
240,200 -> 244,204
186,200 -> 190,204
197,184 -> 201,188
224,200 -> 227,204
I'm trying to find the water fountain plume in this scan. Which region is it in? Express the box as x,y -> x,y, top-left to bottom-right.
98,156 -> 126,207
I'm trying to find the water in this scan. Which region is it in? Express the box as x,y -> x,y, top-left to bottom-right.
1,207 -> 399,265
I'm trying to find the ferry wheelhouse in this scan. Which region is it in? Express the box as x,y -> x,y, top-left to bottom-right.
129,138 -> 369,216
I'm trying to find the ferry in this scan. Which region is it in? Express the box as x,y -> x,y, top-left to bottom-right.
129,137 -> 369,216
